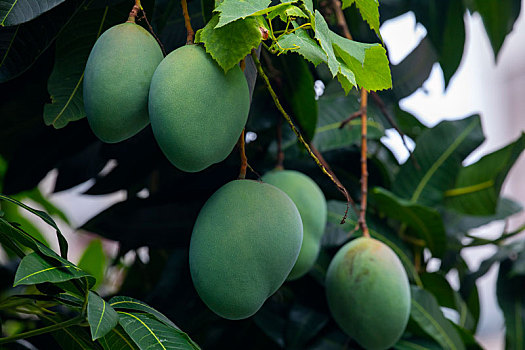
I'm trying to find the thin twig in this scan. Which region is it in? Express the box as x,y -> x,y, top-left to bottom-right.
339,110 -> 363,129
181,0 -> 194,44
276,117 -> 284,169
126,0 -> 141,23
238,130 -> 248,179
251,49 -> 356,223
331,0 -> 352,40
370,91 -> 416,165
138,8 -> 167,56
358,89 -> 370,237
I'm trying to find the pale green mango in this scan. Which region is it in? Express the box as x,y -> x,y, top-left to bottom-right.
84,22 -> 163,143
326,237 -> 411,350
189,180 -> 303,320
148,45 -> 250,172
262,170 -> 327,280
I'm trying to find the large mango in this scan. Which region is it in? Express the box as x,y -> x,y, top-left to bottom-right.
148,45 -> 250,172
83,23 -> 163,143
189,180 -> 303,320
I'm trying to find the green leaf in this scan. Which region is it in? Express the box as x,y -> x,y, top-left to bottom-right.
445,133 -> 525,215
497,258 -> 525,350
0,0 -> 64,26
394,338 -> 442,350
410,286 -> 465,350
13,252 -> 93,287
48,318 -> 101,350
195,14 -> 262,72
23,188 -> 69,224
99,325 -> 139,350
444,197 -> 522,237
314,11 -> 391,92
118,312 -> 200,350
341,0 -> 381,40
87,291 -> 119,340
372,187 -> 447,257
78,239 -> 106,290
392,115 -> 484,206
391,36 -> 437,100
0,193 -> 68,258
314,86 -> 384,151
214,0 -> 270,27
277,27 -> 327,67
471,0 -> 521,59
285,303 -> 329,348
275,53 -> 317,141
1,199 -> 50,247
109,296 -> 178,329
43,5 -> 110,129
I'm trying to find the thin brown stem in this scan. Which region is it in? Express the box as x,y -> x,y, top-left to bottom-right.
138,8 -> 166,56
238,130 -> 247,179
252,49 -> 356,223
181,0 -> 194,44
331,0 -> 352,40
358,88 -> 370,237
339,110 -> 362,129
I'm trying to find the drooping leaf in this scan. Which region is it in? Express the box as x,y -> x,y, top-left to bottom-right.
497,258 -> 525,350
392,115 -> 484,206
410,286 -> 465,350
470,0 -> 522,59
391,36 -> 437,100
13,252 -> 94,287
195,14 -> 262,72
87,291 -> 119,340
341,0 -> 381,40
445,133 -> 525,215
0,193 -> 68,258
372,187 -> 447,257
98,325 -> 139,350
214,0 -> 271,27
1,199 -> 50,246
78,239 -> 106,290
0,0 -> 65,26
118,312 -> 200,350
275,53 -> 318,141
43,5 -> 111,129
444,197 -> 522,237
109,296 -> 178,329
45,315 -> 101,350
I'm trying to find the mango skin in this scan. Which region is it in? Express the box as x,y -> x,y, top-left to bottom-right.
189,180 -> 303,320
326,237 -> 410,350
148,45 -> 250,172
83,23 -> 163,143
262,170 -> 327,280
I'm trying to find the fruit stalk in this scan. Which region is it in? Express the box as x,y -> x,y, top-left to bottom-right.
251,49 -> 354,223
238,129 -> 247,179
181,0 -> 194,44
127,0 -> 141,23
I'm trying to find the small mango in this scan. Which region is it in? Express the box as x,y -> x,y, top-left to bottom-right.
262,170 -> 327,280
325,237 -> 411,350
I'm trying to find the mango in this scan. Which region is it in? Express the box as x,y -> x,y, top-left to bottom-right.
83,23 -> 163,143
325,237 -> 410,350
262,170 -> 327,280
189,180 -> 303,320
148,45 -> 250,172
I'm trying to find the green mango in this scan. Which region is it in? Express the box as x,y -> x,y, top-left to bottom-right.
262,170 -> 327,280
148,45 -> 250,172
189,180 -> 303,320
326,237 -> 410,350
83,23 -> 163,143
